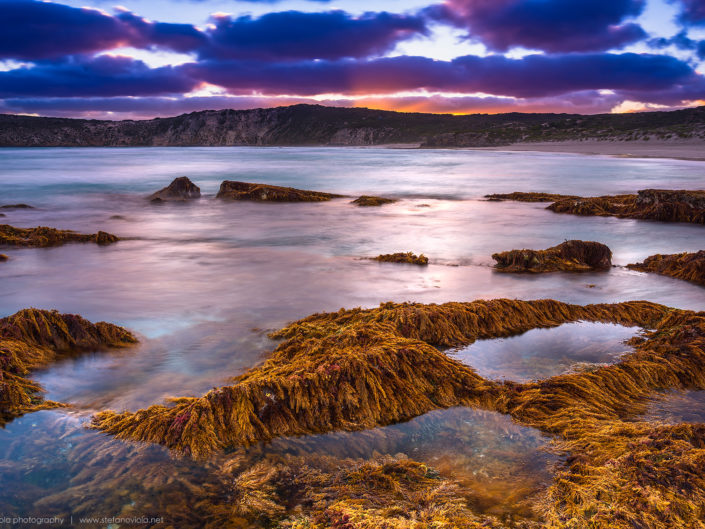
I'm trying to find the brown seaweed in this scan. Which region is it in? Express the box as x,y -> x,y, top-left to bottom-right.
627,250 -> 705,286
216,181 -> 344,202
351,195 -> 397,206
492,240 -> 612,273
489,188 -> 705,224
372,252 -> 429,265
0,309 -> 136,424
0,224 -> 119,248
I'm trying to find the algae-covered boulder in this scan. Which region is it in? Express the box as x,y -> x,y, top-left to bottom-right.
628,250 -> 705,286
0,309 -> 136,424
492,240 -> 612,273
0,224 -> 119,248
216,181 -> 343,202
148,176 -> 201,202
351,195 -> 397,206
372,252 -> 429,265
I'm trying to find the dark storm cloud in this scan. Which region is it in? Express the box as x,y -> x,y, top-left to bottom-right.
649,31 -> 705,60
673,0 -> 705,26
0,55 -> 197,97
425,0 -> 648,52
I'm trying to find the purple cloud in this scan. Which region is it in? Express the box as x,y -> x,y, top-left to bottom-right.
0,55 -> 197,98
427,0 -> 647,52
674,0 -> 705,26
201,11 -> 428,60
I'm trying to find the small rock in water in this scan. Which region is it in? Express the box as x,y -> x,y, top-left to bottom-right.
0,203 -> 34,209
148,176 -> 201,201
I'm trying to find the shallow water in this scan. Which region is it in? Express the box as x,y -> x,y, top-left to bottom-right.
452,321 -> 639,382
641,390 -> 705,424
1,147 -> 704,520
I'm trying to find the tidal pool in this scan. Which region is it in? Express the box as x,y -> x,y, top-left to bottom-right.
450,321 -> 640,382
641,390 -> 705,424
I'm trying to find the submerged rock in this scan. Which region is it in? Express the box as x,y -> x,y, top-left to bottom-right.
492,240 -> 612,272
216,180 -> 343,202
148,176 -> 201,201
372,252 -> 429,265
485,192 -> 579,202
0,224 -> 119,247
351,195 -> 397,206
628,250 -> 705,286
490,188 -> 705,224
0,309 -> 136,424
0,204 -> 34,209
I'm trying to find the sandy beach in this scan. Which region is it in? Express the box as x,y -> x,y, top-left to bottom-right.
476,138 -> 705,161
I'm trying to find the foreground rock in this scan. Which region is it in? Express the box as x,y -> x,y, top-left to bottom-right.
148,176 -> 201,202
0,309 -> 136,424
372,252 -> 429,265
0,224 -> 119,247
0,254 -> 7,262
485,192 -> 580,202
628,251 -> 705,286
217,180 -> 343,202
489,188 -> 705,224
492,240 -> 612,272
351,195 -> 397,206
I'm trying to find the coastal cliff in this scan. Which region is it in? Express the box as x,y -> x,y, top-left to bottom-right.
1,104 -> 704,147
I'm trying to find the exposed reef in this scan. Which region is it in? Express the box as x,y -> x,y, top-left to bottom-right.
148,176 -> 201,202
0,309 -> 136,424
372,252 -> 429,265
216,180 -> 343,202
0,204 -> 34,210
485,192 -> 580,202
351,195 -> 397,206
489,188 -> 705,224
492,240 -> 612,273
0,224 -> 119,247
628,250 -> 705,286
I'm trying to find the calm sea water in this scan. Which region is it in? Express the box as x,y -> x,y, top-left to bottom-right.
1,147 -> 704,521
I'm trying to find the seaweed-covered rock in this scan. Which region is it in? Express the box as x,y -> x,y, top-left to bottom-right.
351,195 -> 397,206
628,251 -> 705,286
0,224 -> 119,247
148,176 -> 201,201
485,192 -> 579,202
492,240 -> 612,272
0,309 -> 136,424
217,181 -> 343,202
372,252 -> 429,265
491,188 -> 705,224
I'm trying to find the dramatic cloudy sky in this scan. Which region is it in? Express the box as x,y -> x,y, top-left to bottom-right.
1,0 -> 704,118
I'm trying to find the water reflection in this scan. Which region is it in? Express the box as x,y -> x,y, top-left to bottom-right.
451,322 -> 639,382
641,390 -> 705,425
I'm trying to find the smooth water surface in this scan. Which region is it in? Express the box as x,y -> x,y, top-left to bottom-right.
1,146 -> 704,520
452,321 -> 639,382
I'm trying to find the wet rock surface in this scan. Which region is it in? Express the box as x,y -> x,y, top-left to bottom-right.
351,195 -> 397,206
492,240 -> 612,272
372,251 -> 429,265
628,250 -> 705,286
148,176 -> 201,201
0,225 -> 119,247
216,180 -> 343,202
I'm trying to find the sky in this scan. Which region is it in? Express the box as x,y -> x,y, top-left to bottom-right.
0,0 -> 704,119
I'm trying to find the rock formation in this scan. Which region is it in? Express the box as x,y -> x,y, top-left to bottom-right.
485,192 -> 580,202
216,180 -> 343,202
628,251 -> 705,286
0,224 -> 119,247
148,176 -> 201,202
372,252 -> 429,265
0,309 -> 136,424
492,240 -> 612,272
351,195 -> 397,206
